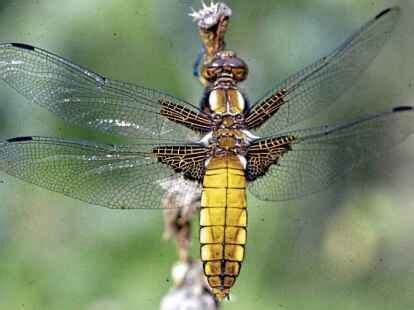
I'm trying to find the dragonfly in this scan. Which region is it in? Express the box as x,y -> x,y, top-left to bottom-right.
0,4 -> 411,300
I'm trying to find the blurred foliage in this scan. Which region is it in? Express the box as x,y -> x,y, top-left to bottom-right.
0,0 -> 414,309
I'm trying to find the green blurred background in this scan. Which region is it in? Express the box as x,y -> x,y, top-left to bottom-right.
0,0 -> 414,309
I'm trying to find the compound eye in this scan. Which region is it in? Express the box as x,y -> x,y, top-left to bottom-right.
202,67 -> 218,81
232,67 -> 247,81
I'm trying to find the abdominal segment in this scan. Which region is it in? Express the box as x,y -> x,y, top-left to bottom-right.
200,155 -> 247,299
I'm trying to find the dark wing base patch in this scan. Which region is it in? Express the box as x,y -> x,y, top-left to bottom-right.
244,89 -> 287,130
246,136 -> 295,181
160,99 -> 213,132
153,144 -> 210,181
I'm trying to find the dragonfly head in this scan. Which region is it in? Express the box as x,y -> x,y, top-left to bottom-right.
201,50 -> 248,85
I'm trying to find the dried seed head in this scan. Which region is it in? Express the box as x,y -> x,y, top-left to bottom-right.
189,1 -> 232,29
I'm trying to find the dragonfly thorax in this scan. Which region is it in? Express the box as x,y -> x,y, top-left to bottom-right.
207,128 -> 249,157
202,87 -> 254,156
209,88 -> 245,114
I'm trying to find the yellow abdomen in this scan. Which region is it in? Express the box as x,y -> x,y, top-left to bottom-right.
200,155 -> 247,299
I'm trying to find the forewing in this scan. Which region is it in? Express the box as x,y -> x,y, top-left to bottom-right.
248,7 -> 400,135
248,106 -> 414,201
0,43 -> 211,141
0,136 -> 205,209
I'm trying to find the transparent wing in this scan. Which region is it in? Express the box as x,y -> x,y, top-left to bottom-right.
0,136 -> 204,209
0,43 -> 210,141
248,7 -> 400,136
248,106 -> 414,201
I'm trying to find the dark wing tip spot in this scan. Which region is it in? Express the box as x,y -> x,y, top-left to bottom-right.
7,136 -> 33,143
393,106 -> 413,112
375,7 -> 398,20
11,43 -> 35,51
